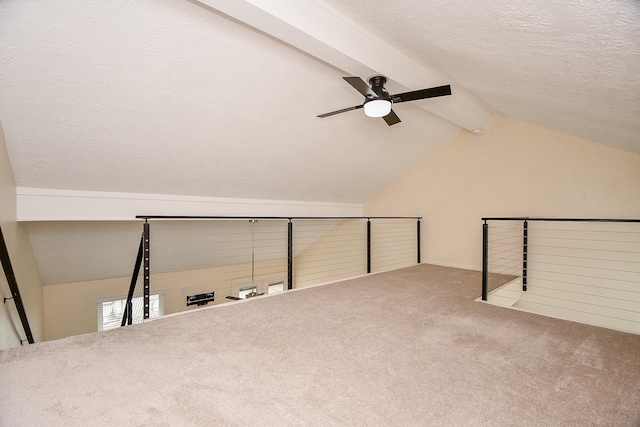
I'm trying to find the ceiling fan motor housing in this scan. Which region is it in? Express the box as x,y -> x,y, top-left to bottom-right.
363,75 -> 392,117
369,76 -> 391,100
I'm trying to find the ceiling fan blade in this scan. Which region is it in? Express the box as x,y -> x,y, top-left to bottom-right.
343,77 -> 377,99
317,104 -> 363,118
383,109 -> 401,126
391,85 -> 452,103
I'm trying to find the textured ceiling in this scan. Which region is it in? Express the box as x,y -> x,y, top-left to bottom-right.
1,0 -> 638,207
0,0 -> 458,205
322,0 -> 640,153
1,0 -> 639,286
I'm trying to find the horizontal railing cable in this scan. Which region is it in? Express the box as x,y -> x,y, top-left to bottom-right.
481,217 -> 639,334
121,216 -> 421,324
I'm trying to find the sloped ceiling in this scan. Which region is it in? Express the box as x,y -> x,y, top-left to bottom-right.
1,0 -> 638,207
1,0 -> 639,286
0,0 -> 460,205
322,0 -> 640,153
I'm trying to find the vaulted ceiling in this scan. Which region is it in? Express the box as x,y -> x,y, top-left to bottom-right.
2,0 -> 639,288
1,0 -> 638,208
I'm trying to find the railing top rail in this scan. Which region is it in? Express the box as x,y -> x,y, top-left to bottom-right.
136,215 -> 422,221
482,217 -> 640,223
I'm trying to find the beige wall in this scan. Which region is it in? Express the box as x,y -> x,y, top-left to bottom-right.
364,115 -> 640,270
44,276 -> 129,340
0,121 -> 44,348
293,220 -> 368,288
44,259 -> 287,341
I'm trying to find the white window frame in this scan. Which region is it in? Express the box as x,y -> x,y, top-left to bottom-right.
97,291 -> 165,332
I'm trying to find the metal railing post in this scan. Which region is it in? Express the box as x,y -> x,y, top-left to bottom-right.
482,220 -> 488,301
522,220 -> 528,292
367,219 -> 371,274
121,232 -> 144,326
143,221 -> 150,320
288,219 -> 293,290
417,219 -> 421,264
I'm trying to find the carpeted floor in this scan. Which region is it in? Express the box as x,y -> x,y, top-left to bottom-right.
1,264 -> 639,426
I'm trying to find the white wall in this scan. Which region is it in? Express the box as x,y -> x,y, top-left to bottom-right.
0,122 -> 44,348
364,115 -> 640,270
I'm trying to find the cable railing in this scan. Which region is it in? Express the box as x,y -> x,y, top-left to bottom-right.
120,216 -> 421,326
481,217 -> 640,334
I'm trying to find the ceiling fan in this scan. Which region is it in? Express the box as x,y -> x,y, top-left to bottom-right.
317,76 -> 451,126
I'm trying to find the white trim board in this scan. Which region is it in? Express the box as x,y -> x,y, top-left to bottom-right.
16,188 -> 363,221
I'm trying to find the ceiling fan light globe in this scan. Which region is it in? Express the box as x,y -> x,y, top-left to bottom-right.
364,99 -> 392,118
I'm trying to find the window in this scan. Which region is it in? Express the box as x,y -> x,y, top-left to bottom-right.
268,281 -> 284,294
97,292 -> 164,331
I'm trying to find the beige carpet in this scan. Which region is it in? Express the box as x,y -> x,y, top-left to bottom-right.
1,264 -> 639,426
